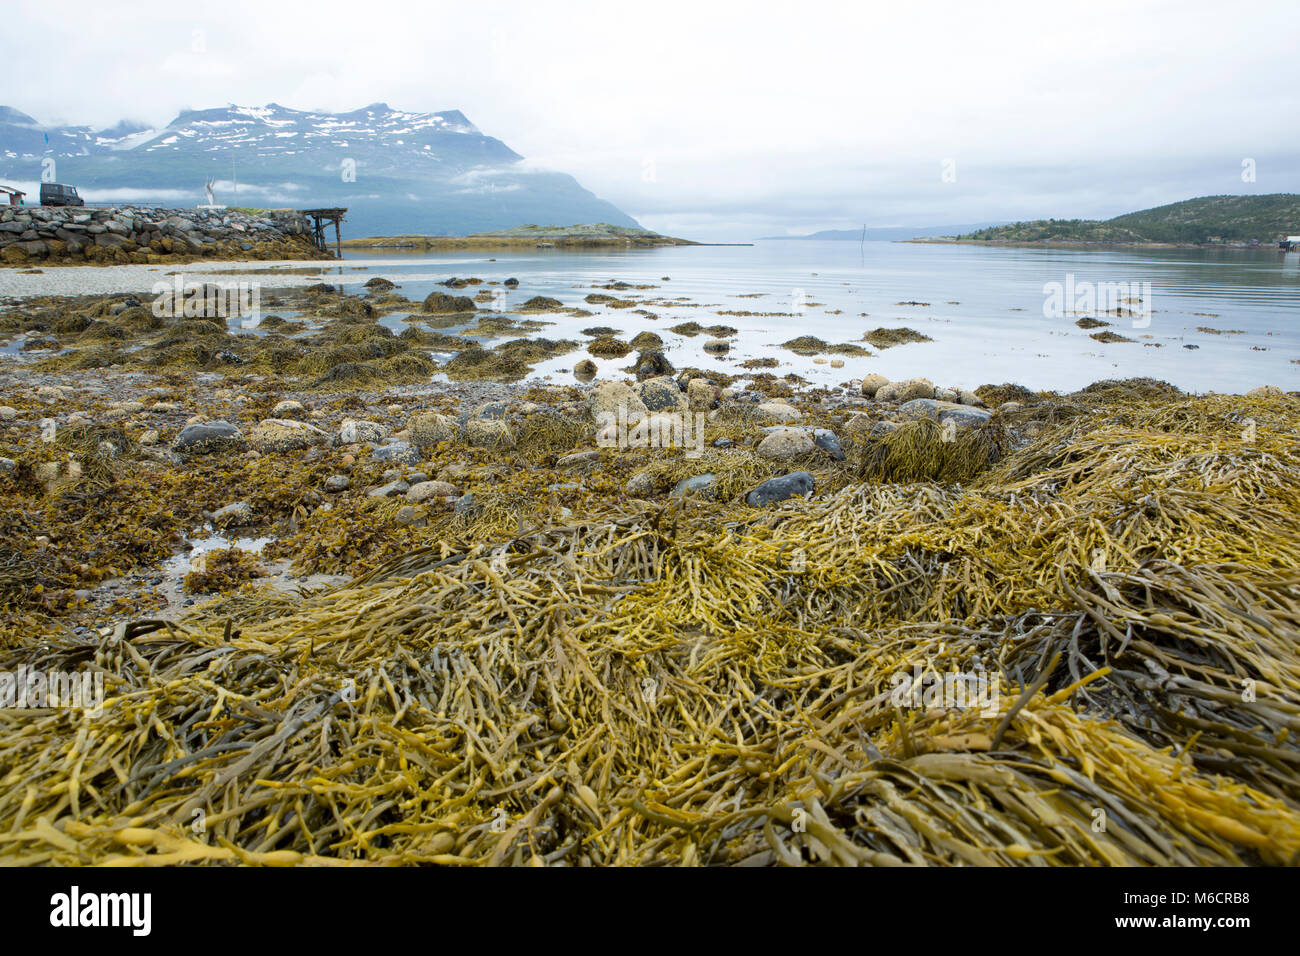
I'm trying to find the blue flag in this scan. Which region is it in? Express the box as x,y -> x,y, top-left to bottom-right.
43,132 -> 49,145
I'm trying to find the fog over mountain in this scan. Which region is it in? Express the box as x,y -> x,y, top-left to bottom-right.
0,102 -> 638,237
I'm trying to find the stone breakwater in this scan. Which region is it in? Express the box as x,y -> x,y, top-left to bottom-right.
0,206 -> 325,266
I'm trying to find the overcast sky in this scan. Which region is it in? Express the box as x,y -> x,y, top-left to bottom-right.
10,0 -> 1300,239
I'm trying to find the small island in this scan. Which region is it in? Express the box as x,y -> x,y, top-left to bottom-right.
342,223 -> 700,250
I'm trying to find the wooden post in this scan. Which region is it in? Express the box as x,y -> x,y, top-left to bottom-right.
334,218 -> 341,259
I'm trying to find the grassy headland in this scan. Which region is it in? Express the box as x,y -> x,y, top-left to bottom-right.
343,223 -> 698,250
932,194 -> 1300,246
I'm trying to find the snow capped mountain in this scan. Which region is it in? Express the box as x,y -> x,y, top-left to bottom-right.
0,103 -> 637,236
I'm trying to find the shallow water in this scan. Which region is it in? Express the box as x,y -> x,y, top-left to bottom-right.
4,241 -> 1296,391
332,241 -> 1300,392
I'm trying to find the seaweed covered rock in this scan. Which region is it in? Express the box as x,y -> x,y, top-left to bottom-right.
422,292 -> 477,314
520,296 -> 565,312
629,348 -> 674,381
756,401 -> 801,424
338,419 -> 388,444
638,376 -> 686,412
465,418 -> 516,448
407,412 -> 458,451
247,418 -> 331,453
974,382 -> 1036,406
687,378 -> 718,411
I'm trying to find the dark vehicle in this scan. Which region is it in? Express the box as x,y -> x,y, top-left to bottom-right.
39,183 -> 84,207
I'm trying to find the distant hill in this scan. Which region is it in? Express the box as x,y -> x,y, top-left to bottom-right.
956,195 -> 1300,244
761,223 -> 1008,241
342,223 -> 695,250
0,103 -> 640,238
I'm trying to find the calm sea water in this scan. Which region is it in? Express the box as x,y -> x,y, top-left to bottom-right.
322,240 -> 1300,393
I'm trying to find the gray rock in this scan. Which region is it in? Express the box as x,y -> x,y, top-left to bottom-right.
746,471 -> 815,507
638,376 -> 686,411
757,428 -> 815,459
556,450 -> 601,470
324,474 -> 351,493
454,492 -> 477,515
811,427 -> 844,460
0,457 -> 15,474
371,441 -> 420,464
369,480 -> 410,498
172,420 -> 244,455
212,501 -> 253,526
338,418 -> 387,444
670,473 -> 716,498
406,480 -> 458,503
898,398 -> 992,428
870,420 -> 900,437
625,472 -> 656,495
394,505 -> 425,527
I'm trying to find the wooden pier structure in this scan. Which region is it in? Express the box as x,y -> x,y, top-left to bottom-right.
302,208 -> 347,258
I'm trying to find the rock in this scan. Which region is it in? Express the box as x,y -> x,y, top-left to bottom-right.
957,389 -> 985,407
1248,385 -> 1283,398
454,492 -> 477,515
702,339 -> 729,354
503,277 -> 519,287
869,421 -> 900,437
556,450 -> 601,471
371,441 -> 420,464
746,471 -> 815,507
687,378 -> 718,412
465,419 -> 515,448
470,400 -> 508,421
630,349 -> 674,381
625,472 -> 656,495
172,420 -> 243,455
406,480 -> 458,503
670,474 -> 716,498
830,360 -> 845,369
756,402 -> 802,424
758,428 -> 815,459
339,419 -> 387,444
898,399 -> 992,428
0,406 -> 17,421
573,358 -> 598,380
843,412 -> 874,437
0,457 -> 14,474
408,412 -> 458,448
324,475 -> 351,493
860,374 -> 890,398
422,291 -> 477,313
810,427 -> 844,460
247,418 -> 331,452
997,402 -> 1023,414
34,462 -> 60,483
394,505 -> 425,527
369,480 -> 410,498
586,381 -> 648,425
271,399 -> 307,420
212,501 -> 253,526
139,429 -> 160,446
936,388 -> 959,403
638,376 -> 686,412
876,378 -> 934,403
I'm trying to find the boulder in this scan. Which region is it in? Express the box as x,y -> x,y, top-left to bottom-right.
465,419 -> 515,448
630,349 -> 674,381
408,412 -> 458,448
756,402 -> 801,424
371,441 -> 420,464
1248,385 -> 1283,398
556,450 -> 601,471
247,418 -> 331,452
212,501 -> 253,526
172,421 -> 243,455
586,381 -> 648,425
898,399 -> 993,428
757,428 -> 815,459
339,419 -> 387,444
625,471 -> 656,495
406,480 -> 458,503
702,339 -> 730,354
746,471 -> 815,507
369,480 -> 410,498
687,378 -> 718,411
875,378 -> 934,403
810,427 -> 844,460
638,376 -> 686,412
324,474 -> 351,493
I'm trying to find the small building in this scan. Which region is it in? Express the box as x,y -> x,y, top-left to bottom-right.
0,185 -> 25,206
1281,235 -> 1300,251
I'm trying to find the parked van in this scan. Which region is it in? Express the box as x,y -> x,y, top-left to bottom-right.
39,183 -> 84,207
